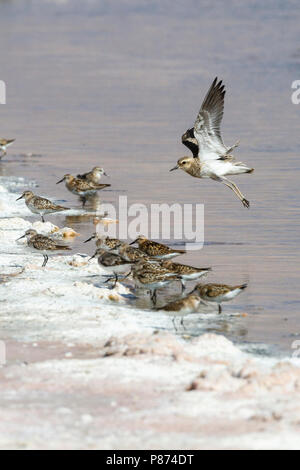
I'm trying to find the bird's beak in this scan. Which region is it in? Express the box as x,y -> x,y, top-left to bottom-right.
16,234 -> 26,241
169,164 -> 179,172
16,195 -> 24,201
89,252 -> 96,261
129,238 -> 138,245
189,286 -> 199,295
56,177 -> 65,184
84,235 -> 95,243
104,172 -> 109,177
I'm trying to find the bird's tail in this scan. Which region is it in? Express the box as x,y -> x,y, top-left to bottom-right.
228,162 -> 254,175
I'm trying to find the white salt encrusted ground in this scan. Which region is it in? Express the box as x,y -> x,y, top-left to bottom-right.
0,181 -> 300,450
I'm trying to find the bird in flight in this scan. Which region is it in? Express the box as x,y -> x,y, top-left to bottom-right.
170,78 -> 254,208
0,138 -> 15,158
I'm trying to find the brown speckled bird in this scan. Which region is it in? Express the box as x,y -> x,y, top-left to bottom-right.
84,234 -> 125,251
193,282 -> 248,313
131,261 -> 180,305
17,229 -> 71,267
112,243 -> 152,263
77,166 -> 109,184
16,191 -> 69,222
57,174 -> 111,207
90,248 -> 132,287
130,235 -> 185,260
161,260 -> 211,292
156,294 -> 202,330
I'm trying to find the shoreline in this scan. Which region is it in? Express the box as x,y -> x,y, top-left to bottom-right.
0,178 -> 300,449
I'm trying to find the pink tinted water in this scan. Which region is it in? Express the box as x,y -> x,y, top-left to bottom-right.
0,0 -> 300,353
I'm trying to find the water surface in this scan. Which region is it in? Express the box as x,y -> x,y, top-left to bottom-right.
0,0 -> 300,353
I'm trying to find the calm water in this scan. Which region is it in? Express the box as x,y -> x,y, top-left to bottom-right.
0,0 -> 300,353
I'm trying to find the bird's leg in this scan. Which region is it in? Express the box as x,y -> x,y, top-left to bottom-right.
121,271 -> 131,282
220,177 -> 250,208
150,289 -> 157,306
222,177 -> 244,200
181,279 -> 186,293
42,254 -> 48,267
218,304 -> 222,314
81,197 -> 86,208
112,273 -> 118,288
41,215 -> 45,223
180,316 -> 186,331
172,317 -> 178,332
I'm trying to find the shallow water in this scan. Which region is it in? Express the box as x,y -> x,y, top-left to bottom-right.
0,0 -> 300,353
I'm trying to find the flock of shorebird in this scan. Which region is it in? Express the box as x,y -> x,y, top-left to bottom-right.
3,77 -> 250,327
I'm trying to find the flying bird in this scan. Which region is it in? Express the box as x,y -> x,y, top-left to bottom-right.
0,138 -> 15,158
170,78 -> 254,208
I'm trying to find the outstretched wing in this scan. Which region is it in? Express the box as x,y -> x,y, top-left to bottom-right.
181,128 -> 199,158
194,77 -> 228,161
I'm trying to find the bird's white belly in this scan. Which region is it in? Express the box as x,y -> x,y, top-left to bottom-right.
153,252 -> 180,260
136,279 -> 170,290
26,201 -> 41,214
222,288 -> 241,301
101,264 -> 131,275
181,271 -> 207,281
165,306 -> 192,316
201,293 -> 222,303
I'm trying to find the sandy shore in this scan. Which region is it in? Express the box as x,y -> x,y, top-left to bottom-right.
0,180 -> 300,450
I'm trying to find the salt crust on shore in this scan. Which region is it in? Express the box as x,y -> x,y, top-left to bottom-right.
0,181 -> 300,450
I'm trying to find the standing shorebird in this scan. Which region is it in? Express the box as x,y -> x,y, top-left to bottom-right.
84,234 -> 125,252
17,229 -> 71,267
16,191 -> 70,222
156,294 -> 202,331
170,77 -> 254,208
90,248 -> 132,287
131,261 -> 180,305
0,138 -> 15,158
160,260 -> 211,292
77,167 -> 109,184
110,243 -> 152,262
56,174 -> 111,207
192,282 -> 248,313
130,235 -> 186,260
